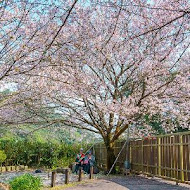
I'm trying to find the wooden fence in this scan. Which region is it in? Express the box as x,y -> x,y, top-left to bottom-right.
51,167 -> 94,187
93,131 -> 190,184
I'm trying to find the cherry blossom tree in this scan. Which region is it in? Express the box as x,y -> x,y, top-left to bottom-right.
0,0 -> 79,126
0,0 -> 190,171
0,0 -> 78,81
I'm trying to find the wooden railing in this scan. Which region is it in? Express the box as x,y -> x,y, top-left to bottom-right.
51,167 -> 94,187
93,131 -> 190,184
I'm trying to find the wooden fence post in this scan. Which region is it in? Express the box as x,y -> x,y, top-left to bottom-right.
65,169 -> 69,184
89,166 -> 93,179
158,138 -> 161,176
180,135 -> 184,182
78,167 -> 82,182
51,171 -> 56,187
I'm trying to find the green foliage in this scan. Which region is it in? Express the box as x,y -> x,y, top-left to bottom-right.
0,118 -> 97,168
144,114 -> 189,135
144,114 -> 165,135
0,138 -> 91,168
0,123 -> 99,144
52,156 -> 74,169
0,150 -> 7,164
9,174 -> 42,190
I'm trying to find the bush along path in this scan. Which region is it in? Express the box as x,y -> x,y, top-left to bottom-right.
9,174 -> 42,190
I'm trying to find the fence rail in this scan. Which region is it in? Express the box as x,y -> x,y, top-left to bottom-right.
93,131 -> 190,183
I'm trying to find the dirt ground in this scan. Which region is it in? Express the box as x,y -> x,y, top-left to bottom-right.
65,175 -> 190,190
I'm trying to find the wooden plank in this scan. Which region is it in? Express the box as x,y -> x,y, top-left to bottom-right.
180,135 -> 185,182
164,136 -> 167,177
171,136 -> 174,179
177,135 -> 180,181
160,137 -> 163,176
188,134 -> 190,181
183,135 -> 187,181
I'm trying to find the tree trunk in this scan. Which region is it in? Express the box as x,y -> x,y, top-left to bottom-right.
106,143 -> 116,174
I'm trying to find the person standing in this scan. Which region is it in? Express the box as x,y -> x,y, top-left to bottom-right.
85,151 -> 95,174
83,153 -> 89,174
74,148 -> 85,174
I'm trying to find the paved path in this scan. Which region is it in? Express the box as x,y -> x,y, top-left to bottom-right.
65,176 -> 190,190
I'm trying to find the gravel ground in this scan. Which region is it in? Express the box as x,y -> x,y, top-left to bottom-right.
0,171 -> 88,186
65,175 -> 190,190
1,172 -> 190,190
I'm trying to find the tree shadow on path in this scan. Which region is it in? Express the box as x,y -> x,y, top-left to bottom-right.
107,175 -> 189,190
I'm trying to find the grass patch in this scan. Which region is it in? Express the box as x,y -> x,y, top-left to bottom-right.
42,180 -> 95,190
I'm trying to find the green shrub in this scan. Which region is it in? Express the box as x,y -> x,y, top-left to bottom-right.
0,137 -> 92,168
52,156 -> 74,169
0,150 -> 7,166
9,174 -> 42,190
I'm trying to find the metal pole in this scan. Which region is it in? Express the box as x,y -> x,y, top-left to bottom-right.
107,126 -> 130,176
126,127 -> 130,161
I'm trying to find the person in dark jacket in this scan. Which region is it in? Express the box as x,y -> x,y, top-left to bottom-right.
84,151 -> 95,174
74,148 -> 85,174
